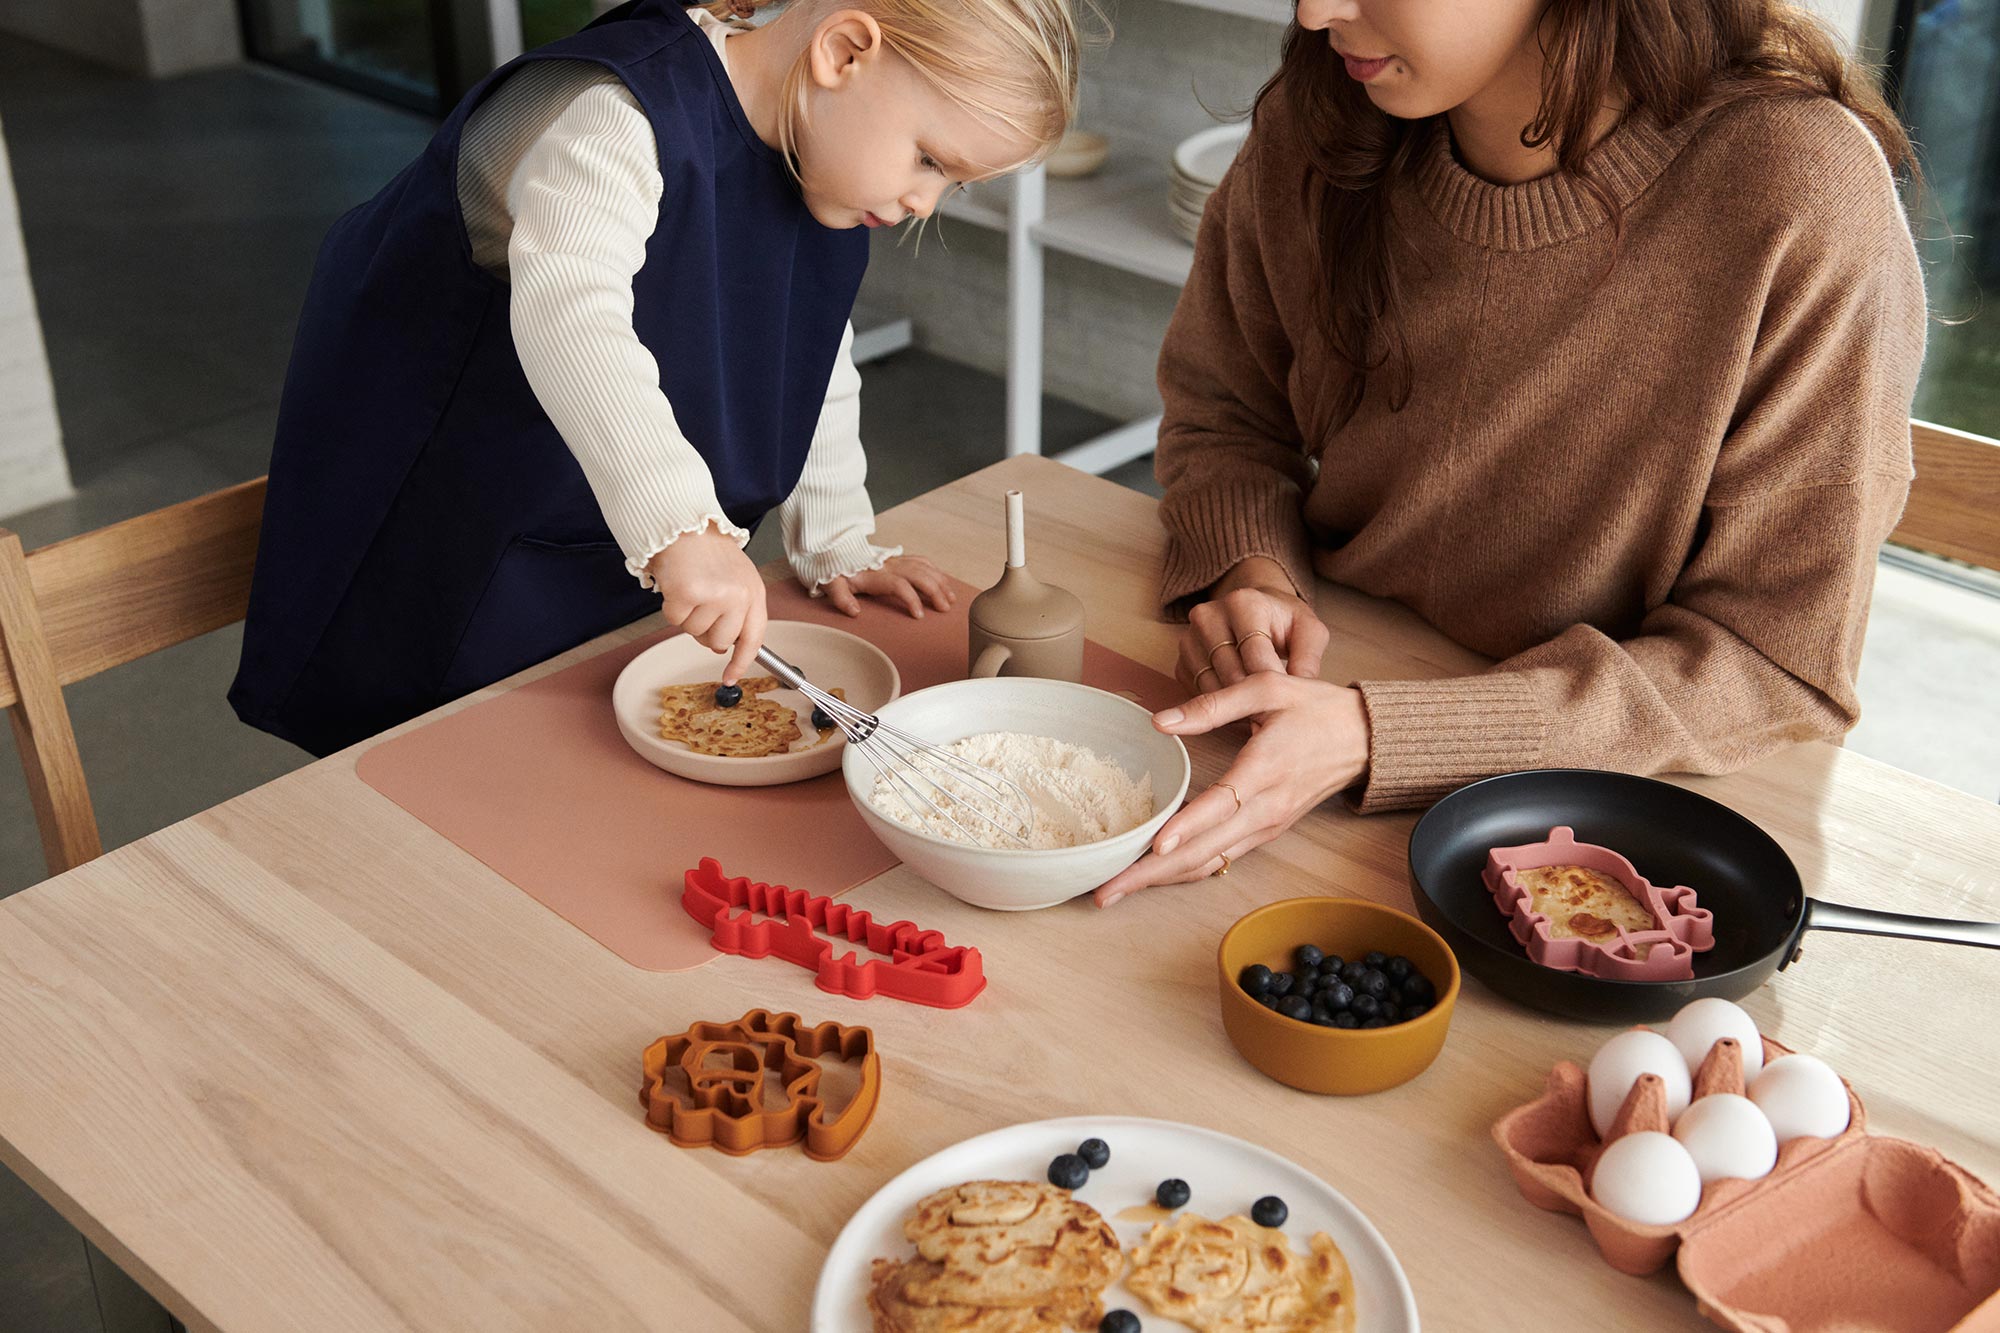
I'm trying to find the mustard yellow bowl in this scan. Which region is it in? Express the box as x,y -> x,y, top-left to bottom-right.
1217,897 -> 1461,1095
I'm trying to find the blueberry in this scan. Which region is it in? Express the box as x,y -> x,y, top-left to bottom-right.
1320,982 -> 1354,1012
1404,1003 -> 1429,1020
1363,951 -> 1388,968
1258,992 -> 1283,1011
1295,943 -> 1325,970
1078,1138 -> 1111,1169
1048,1153 -> 1090,1190
1277,995 -> 1313,1022
1319,954 -> 1345,976
1401,973 -> 1435,1005
1311,1011 -> 1341,1028
1100,1311 -> 1142,1333
1267,972 -> 1294,998
1379,1001 -> 1402,1024
1340,960 -> 1368,986
1250,1195 -> 1289,1228
1239,964 -> 1273,996
1358,969 -> 1390,998
1350,994 -> 1381,1020
1362,1017 -> 1389,1029
810,706 -> 836,731
1385,956 -> 1414,981
1290,969 -> 1317,994
713,683 -> 744,708
1156,1178 -> 1191,1209
1332,1012 -> 1360,1029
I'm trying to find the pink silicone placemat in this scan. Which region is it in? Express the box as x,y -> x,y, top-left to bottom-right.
354,576 -> 1180,971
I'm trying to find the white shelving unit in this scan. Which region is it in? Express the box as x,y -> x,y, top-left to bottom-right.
942,0 -> 1287,473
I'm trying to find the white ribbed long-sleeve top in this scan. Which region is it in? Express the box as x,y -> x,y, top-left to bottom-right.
455,11 -> 899,591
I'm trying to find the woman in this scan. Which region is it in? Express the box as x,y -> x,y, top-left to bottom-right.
1099,0 -> 1925,905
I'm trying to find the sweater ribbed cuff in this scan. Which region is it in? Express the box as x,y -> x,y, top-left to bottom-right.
1158,479 -> 1315,618
1351,674 -> 1546,813
792,535 -> 902,593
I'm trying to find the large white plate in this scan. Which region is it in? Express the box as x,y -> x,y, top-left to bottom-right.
812,1115 -> 1419,1332
611,621 -> 899,787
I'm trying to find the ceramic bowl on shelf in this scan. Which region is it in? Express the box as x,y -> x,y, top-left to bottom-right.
1217,896 -> 1461,1095
1045,130 -> 1110,179
840,677 -> 1190,910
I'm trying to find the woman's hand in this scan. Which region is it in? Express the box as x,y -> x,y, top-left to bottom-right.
648,526 -> 770,684
1095,673 -> 1370,907
822,555 -> 956,619
1178,557 -> 1329,695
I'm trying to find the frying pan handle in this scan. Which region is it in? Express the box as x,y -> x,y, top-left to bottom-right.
1804,899 -> 2000,951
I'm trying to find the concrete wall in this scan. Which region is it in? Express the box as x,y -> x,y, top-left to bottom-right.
0,113 -> 71,520
0,0 -> 240,77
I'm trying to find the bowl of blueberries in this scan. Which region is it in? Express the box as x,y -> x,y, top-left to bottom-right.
1217,897 -> 1461,1095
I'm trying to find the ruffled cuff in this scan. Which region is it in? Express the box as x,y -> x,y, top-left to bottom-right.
793,535 -> 903,595
1158,478 -> 1315,619
1350,673 -> 1546,813
624,513 -> 753,589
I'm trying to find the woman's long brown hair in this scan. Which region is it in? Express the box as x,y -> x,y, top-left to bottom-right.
1263,0 -> 1917,434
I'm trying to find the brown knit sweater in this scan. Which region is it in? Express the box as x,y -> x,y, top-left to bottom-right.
1155,93 -> 1926,813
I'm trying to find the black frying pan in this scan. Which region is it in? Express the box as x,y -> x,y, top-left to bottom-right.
1406,769 -> 2000,1024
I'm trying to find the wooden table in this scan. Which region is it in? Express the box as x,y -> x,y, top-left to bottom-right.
2,455 -> 1995,1331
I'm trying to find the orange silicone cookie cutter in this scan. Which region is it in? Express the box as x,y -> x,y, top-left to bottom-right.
638,1008 -> 880,1161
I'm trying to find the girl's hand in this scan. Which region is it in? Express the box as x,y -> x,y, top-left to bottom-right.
822,555 -> 956,619
648,526 -> 769,684
1179,559 -> 1329,695
1095,674 -> 1370,907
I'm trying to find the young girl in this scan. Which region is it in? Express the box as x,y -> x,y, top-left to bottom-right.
1099,0 -> 1925,903
231,0 -> 1078,755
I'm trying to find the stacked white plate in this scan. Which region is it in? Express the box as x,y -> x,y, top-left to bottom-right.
1168,123 -> 1251,245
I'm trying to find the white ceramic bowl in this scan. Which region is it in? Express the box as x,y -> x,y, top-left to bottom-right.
613,621 -> 899,787
841,677 -> 1191,910
1171,123 -> 1250,188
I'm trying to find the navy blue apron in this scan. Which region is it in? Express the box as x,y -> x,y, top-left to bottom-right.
230,0 -> 867,755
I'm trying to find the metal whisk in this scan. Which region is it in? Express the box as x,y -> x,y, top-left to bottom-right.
756,645 -> 1034,847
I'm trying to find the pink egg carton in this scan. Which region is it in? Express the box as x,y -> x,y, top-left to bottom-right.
1493,1037 -> 2000,1332
1483,825 -> 1715,980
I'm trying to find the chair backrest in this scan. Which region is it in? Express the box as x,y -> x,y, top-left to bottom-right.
0,477 -> 265,879
1894,421 -> 2000,572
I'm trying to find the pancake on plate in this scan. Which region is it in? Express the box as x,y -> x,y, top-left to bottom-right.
867,1180 -> 1120,1332
1125,1212 -> 1355,1333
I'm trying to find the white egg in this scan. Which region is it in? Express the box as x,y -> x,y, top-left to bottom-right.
1587,1028 -> 1693,1138
1672,1093 -> 1779,1184
1749,1054 -> 1852,1143
1665,998 -> 1764,1082
1590,1131 -> 1704,1226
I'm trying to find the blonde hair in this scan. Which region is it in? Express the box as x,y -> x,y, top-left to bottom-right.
707,0 -> 1082,175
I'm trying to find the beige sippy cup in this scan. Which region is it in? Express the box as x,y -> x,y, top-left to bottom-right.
968,489 -> 1086,682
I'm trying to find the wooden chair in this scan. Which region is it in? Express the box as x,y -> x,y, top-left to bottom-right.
0,477 -> 266,880
1893,420 -> 2000,572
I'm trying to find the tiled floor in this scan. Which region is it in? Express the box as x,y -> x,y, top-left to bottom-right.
0,29 -> 1996,1333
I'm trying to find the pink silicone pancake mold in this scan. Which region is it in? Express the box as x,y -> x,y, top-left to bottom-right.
1483,826 -> 1715,981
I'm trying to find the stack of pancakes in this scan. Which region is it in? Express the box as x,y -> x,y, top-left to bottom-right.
867,1181 -> 1121,1331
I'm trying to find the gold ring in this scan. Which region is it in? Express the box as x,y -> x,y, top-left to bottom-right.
1235,629 -> 1273,650
1212,782 -> 1242,815
1215,854 -> 1231,877
1206,639 -> 1237,668
1194,664 -> 1219,687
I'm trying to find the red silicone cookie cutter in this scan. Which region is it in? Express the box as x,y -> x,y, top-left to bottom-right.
681,858 -> 986,1008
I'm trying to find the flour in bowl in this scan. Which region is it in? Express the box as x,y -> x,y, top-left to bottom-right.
868,731 -> 1154,849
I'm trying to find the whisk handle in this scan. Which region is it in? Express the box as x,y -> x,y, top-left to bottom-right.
754,645 -> 811,692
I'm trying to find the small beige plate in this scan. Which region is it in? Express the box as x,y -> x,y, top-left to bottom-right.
612,621 -> 900,787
